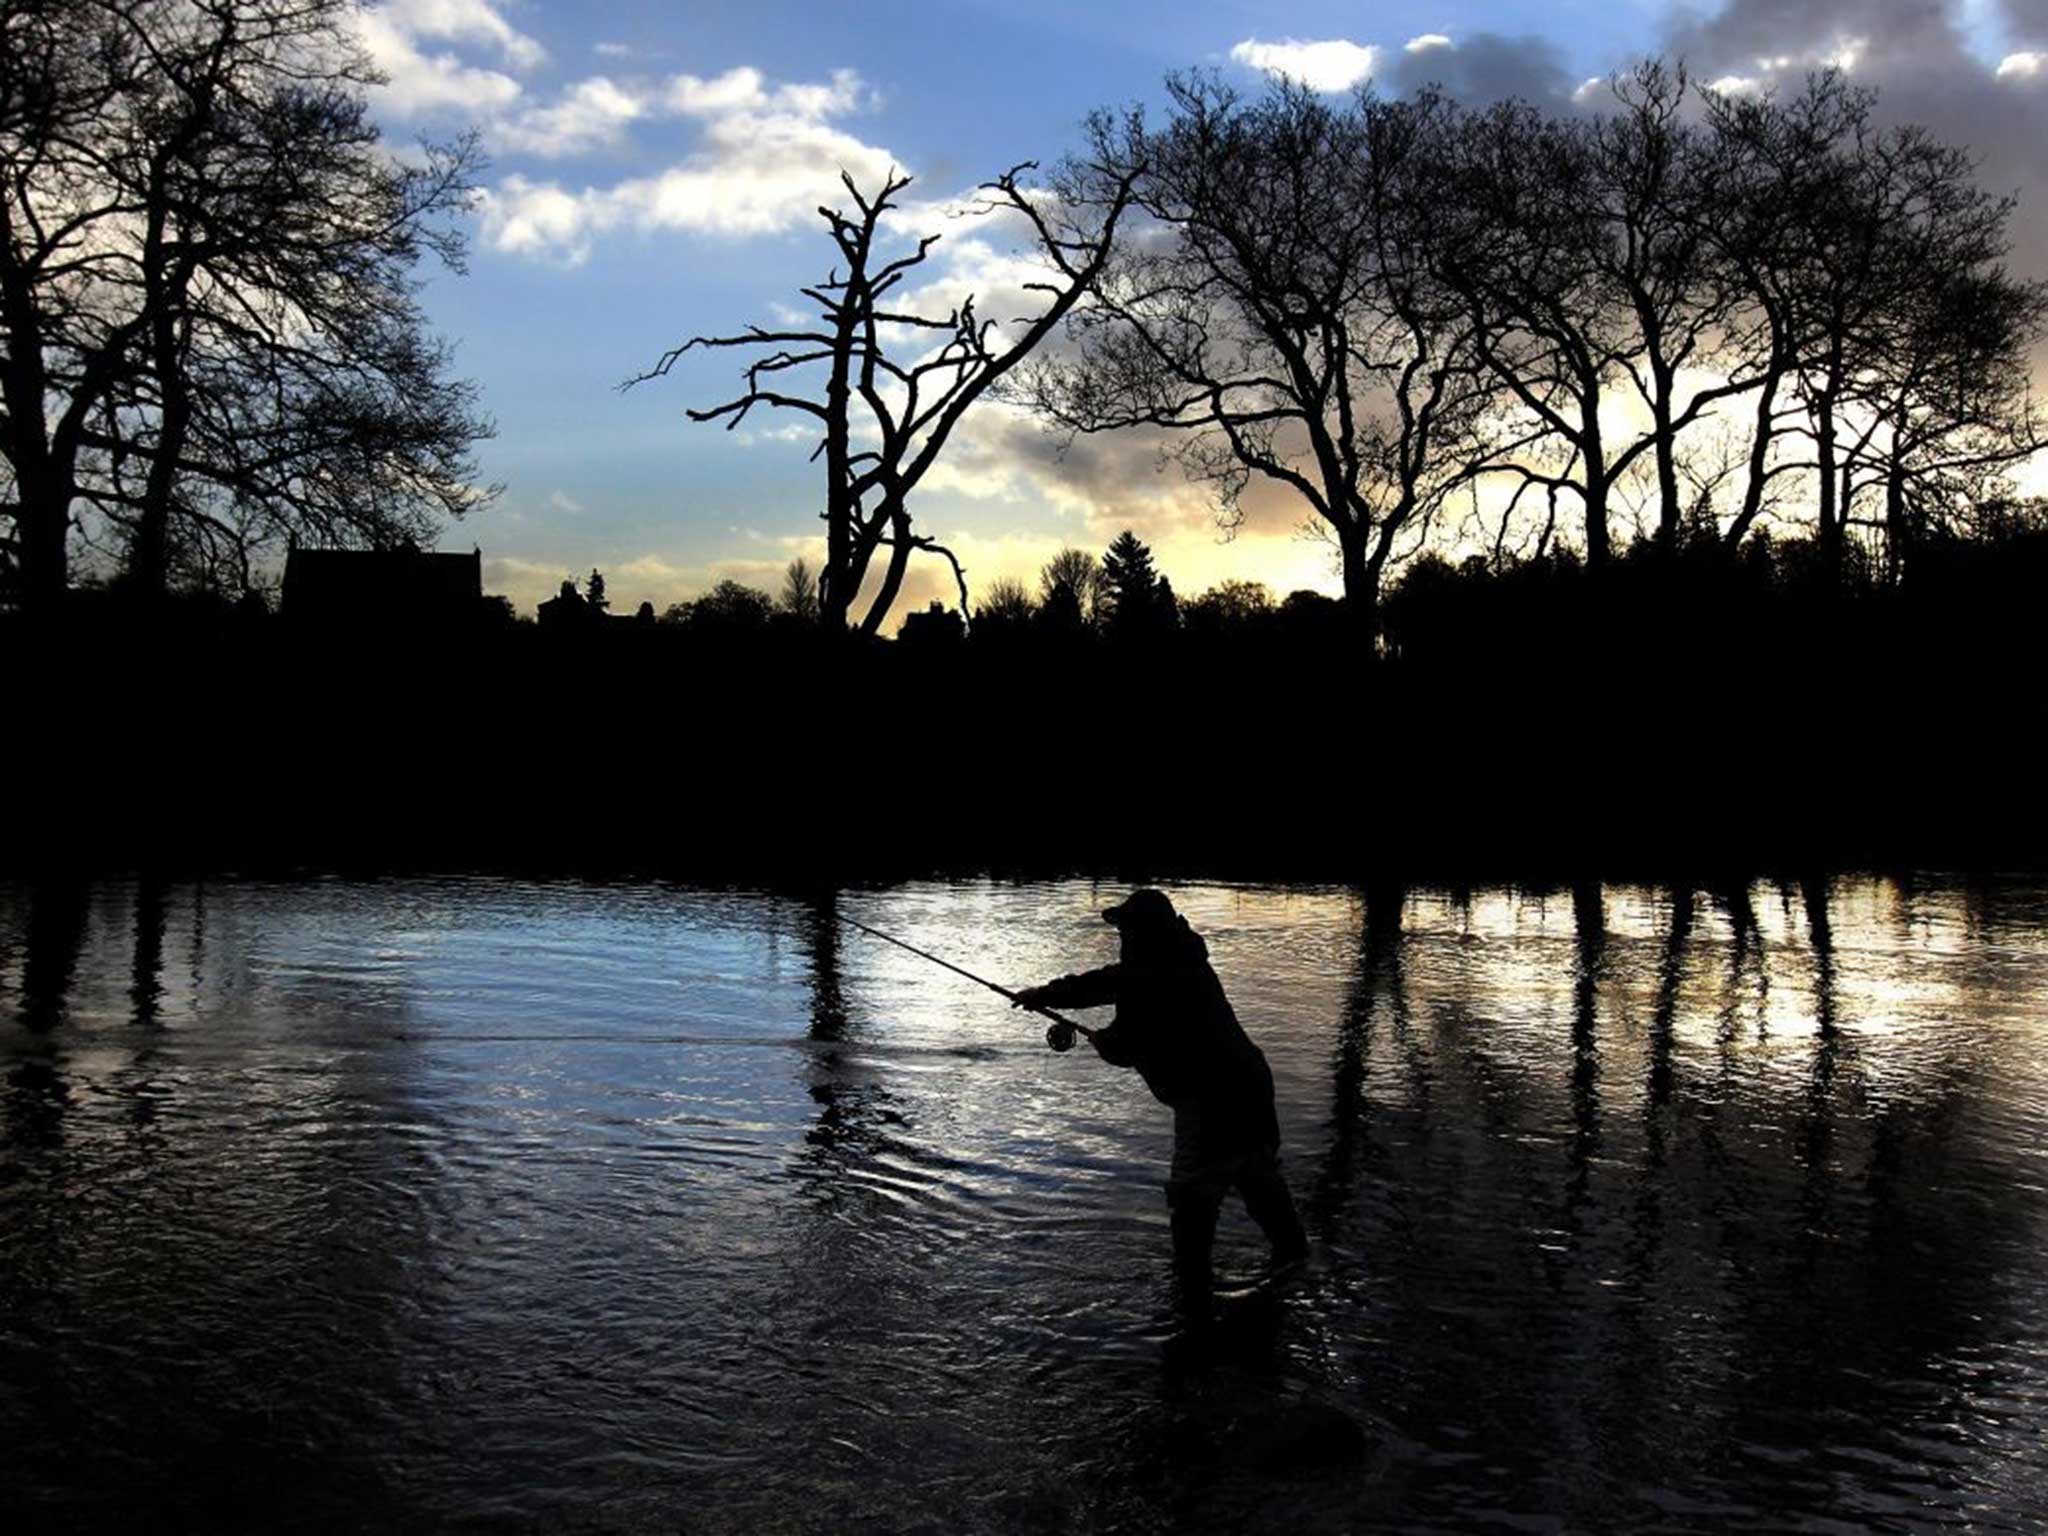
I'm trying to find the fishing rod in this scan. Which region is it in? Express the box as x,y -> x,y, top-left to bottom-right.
837,914 -> 1098,1040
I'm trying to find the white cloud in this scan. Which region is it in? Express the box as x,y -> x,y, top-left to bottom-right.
387,0 -> 544,65
496,75 -> 646,157
1571,76 -> 1608,104
1705,74 -> 1764,96
1404,34 -> 1452,54
479,69 -> 897,261
593,41 -> 633,59
665,66 -> 864,119
1998,51 -> 2046,78
479,175 -> 591,259
358,0 -> 543,116
667,66 -> 773,116
1229,37 -> 1381,93
548,490 -> 584,514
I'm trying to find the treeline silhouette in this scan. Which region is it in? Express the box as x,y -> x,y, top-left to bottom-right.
6,15 -> 2048,879
11,502 -> 2046,879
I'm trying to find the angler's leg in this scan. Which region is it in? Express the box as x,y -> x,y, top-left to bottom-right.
1166,1182 -> 1223,1299
1238,1145 -> 1308,1264
1166,1107 -> 1226,1301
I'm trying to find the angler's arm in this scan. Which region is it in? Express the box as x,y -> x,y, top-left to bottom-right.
1016,967 -> 1121,1055
1025,965 -> 1121,1011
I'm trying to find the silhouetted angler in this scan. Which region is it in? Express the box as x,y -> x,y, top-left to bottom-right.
1014,889 -> 1306,1297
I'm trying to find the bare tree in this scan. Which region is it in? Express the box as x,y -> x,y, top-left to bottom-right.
1035,79 -> 1502,641
1699,73 -> 1868,551
634,163 -> 1139,637
0,0 -> 492,610
969,575 -> 1035,639
1804,136 -> 2047,582
1037,544 -> 1103,631
1712,85 -> 2035,583
1437,70 -> 1772,569
1582,63 -> 1765,548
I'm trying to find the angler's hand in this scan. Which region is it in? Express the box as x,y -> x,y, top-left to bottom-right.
1010,986 -> 1046,1011
1045,1021 -> 1077,1053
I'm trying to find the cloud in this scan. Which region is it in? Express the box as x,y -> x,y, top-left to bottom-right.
666,66 -> 865,120
391,0 -> 544,66
1229,38 -> 1382,92
1656,0 -> 2048,277
593,41 -> 633,58
478,67 -> 898,262
358,0 -> 542,117
494,75 -> 646,157
1383,32 -> 1578,103
1405,34 -> 1453,54
1662,0 -> 1957,81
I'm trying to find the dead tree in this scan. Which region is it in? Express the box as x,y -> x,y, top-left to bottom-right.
635,163 -> 1138,637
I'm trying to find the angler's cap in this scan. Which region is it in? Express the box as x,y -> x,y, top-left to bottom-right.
1103,888 -> 1178,931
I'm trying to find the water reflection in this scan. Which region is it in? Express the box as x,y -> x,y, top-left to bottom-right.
1567,879 -> 1603,1240
1310,882 -> 1406,1249
2,873 -> 2046,1531
19,877 -> 89,1031
129,875 -> 168,1025
790,888 -> 905,1195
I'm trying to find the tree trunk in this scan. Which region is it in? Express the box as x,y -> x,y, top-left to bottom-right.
1727,362 -> 1781,549
858,507 -> 915,637
14,475 -> 69,612
1814,396 -> 1842,585
1339,525 -> 1376,650
1581,399 -> 1611,570
1651,361 -> 1681,548
130,260 -> 194,595
0,234 -> 67,610
1882,435 -> 1908,587
1582,477 -> 1611,570
131,350 -> 192,596
1654,431 -> 1680,550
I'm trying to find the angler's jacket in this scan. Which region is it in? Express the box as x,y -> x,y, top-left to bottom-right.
1034,921 -> 1280,1146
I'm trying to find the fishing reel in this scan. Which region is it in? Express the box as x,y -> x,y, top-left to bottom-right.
1045,1021 -> 1078,1053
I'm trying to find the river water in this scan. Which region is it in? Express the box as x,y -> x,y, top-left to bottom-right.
3,874 -> 2046,1532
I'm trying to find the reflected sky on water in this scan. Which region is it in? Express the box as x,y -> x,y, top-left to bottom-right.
3,874 -> 2046,1532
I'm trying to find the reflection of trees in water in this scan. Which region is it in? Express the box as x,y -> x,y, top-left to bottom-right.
1567,880 -> 1604,1237
1711,876 -> 1767,1044
791,890 -> 903,1190
1303,874 -> 2048,1525
129,875 -> 168,1026
17,878 -> 90,1032
1681,877 -> 2041,1514
1308,883 -> 1408,1245
4,879 -> 94,1173
1,880 -> 441,1526
1624,884 -> 1695,1298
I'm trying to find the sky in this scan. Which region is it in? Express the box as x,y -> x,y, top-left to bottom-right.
361,0 -> 2048,624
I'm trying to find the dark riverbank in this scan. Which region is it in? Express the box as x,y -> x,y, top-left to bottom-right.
8,604 -> 2042,884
